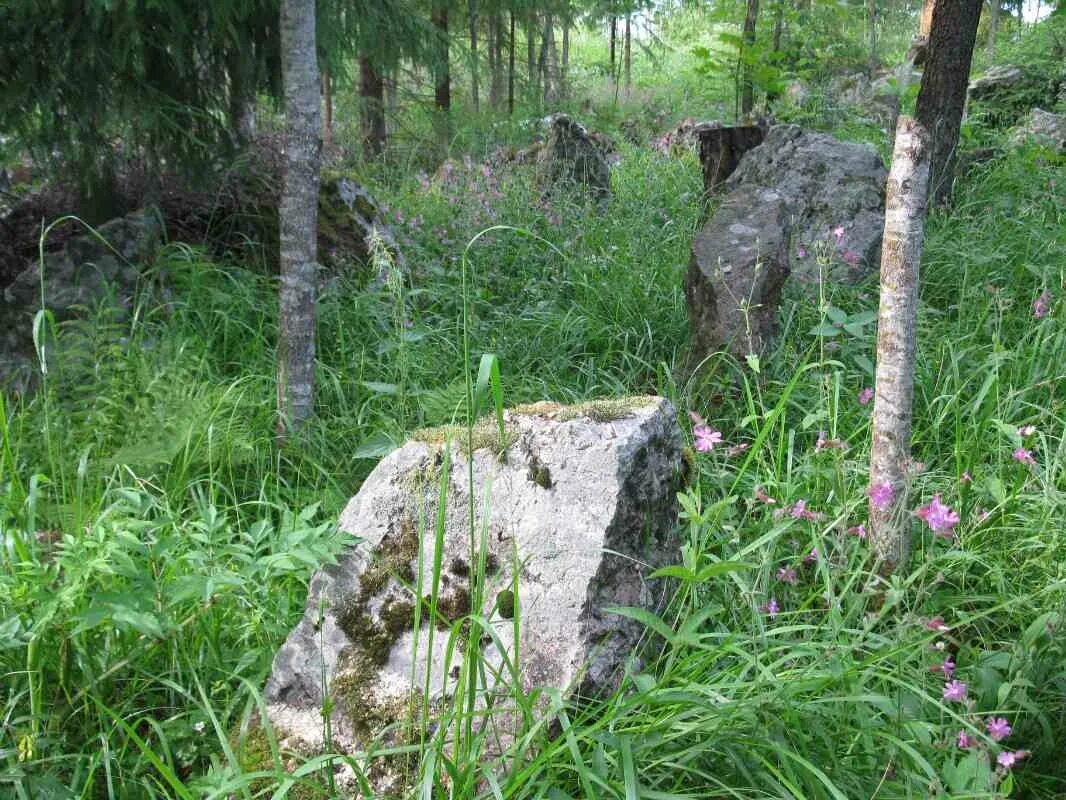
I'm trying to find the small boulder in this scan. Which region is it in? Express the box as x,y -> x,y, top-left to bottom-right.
696,123 -> 767,196
1010,108 -> 1066,154
685,188 -> 791,365
319,176 -> 404,278
968,64 -> 1026,102
262,397 -> 682,795
2,209 -> 161,392
535,113 -> 611,201
725,125 -> 888,283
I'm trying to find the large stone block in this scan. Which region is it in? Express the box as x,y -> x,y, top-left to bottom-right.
261,397 -> 683,794
685,188 -> 791,365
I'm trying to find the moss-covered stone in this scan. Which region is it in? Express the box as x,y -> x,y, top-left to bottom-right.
495,589 -> 516,620
412,417 -> 517,455
511,395 -> 658,423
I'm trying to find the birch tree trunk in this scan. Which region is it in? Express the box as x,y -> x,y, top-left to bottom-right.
740,0 -> 760,116
278,0 -> 321,441
868,116 -> 931,571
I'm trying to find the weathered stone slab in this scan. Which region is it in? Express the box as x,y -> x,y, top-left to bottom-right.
262,397 -> 683,793
685,187 -> 791,365
725,125 -> 888,283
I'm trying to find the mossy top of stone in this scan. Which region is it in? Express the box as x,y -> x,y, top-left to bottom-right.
510,395 -> 659,423
411,417 -> 518,455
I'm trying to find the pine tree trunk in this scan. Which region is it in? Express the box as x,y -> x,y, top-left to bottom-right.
609,17 -> 617,82
323,67 -> 333,147
491,13 -> 504,109
386,69 -> 398,136
624,16 -> 632,97
228,50 -> 257,145
360,57 -> 386,156
740,0 -> 760,116
867,0 -> 877,72
527,11 -> 536,86
469,0 -> 480,112
868,116 -> 932,572
488,14 -> 498,109
540,15 -> 557,105
433,4 -> 451,114
278,0 -> 321,441
772,0 -> 784,53
914,0 -> 981,205
508,9 -> 516,114
986,0 -> 999,52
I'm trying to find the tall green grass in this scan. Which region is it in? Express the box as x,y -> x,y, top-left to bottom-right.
2,68 -> 1065,800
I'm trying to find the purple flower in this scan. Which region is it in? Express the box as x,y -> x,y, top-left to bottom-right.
791,499 -> 808,519
858,387 -> 874,405
868,482 -> 894,510
1033,289 -> 1052,319
997,750 -> 1029,769
762,597 -> 780,619
961,471 -> 973,483
933,656 -> 955,678
796,243 -> 808,258
777,566 -> 798,585
693,425 -> 723,452
843,249 -> 860,266
1018,425 -> 1037,437
847,523 -> 867,539
1013,447 -> 1036,466
832,225 -> 845,245
755,487 -> 777,505
986,717 -> 1012,741
943,680 -> 967,702
915,494 -> 960,536
804,547 -> 819,564
957,730 -> 975,749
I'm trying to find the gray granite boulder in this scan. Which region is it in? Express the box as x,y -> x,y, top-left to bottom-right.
535,113 -> 611,201
725,125 -> 888,284
968,65 -> 1026,102
685,187 -> 791,365
1011,108 -> 1066,154
262,397 -> 683,794
1,208 -> 161,392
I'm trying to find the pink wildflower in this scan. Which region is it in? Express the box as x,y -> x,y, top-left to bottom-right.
693,425 -> 723,452
932,656 -> 955,678
986,717 -> 1012,741
957,730 -> 975,749
796,243 -> 808,258
868,482 -> 894,510
804,548 -> 819,564
1018,425 -> 1037,437
688,410 -> 706,425
1013,447 -> 1036,466
997,750 -> 1029,769
1033,289 -> 1052,319
858,387 -> 874,405
961,471 -> 973,483
762,597 -> 780,619
832,225 -> 845,244
777,566 -> 798,585
915,494 -> 960,536
977,508 -> 991,522
848,523 -> 867,539
815,431 -> 828,451
943,680 -> 968,702
925,616 -> 951,633
726,443 -> 750,456
843,249 -> 860,266
790,500 -> 823,521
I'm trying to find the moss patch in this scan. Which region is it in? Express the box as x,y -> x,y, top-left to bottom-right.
511,395 -> 658,423
412,416 -> 517,455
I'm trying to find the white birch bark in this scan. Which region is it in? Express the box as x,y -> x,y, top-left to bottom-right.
869,116 -> 931,571
277,0 -> 321,441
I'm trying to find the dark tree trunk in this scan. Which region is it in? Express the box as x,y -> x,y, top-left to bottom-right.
227,50 -> 257,145
469,0 -> 480,111
278,0 -> 321,440
609,17 -> 617,81
867,0 -> 877,72
508,9 -> 516,114
433,4 -> 451,113
360,57 -> 386,157
914,0 -> 982,205
527,10 -> 536,85
772,0 -> 784,53
624,15 -> 632,97
740,0 -> 760,116
488,13 -> 498,108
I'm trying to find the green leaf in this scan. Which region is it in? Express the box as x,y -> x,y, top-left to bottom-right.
604,606 -> 676,644
354,431 -> 398,459
360,381 -> 398,395
808,323 -> 841,338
